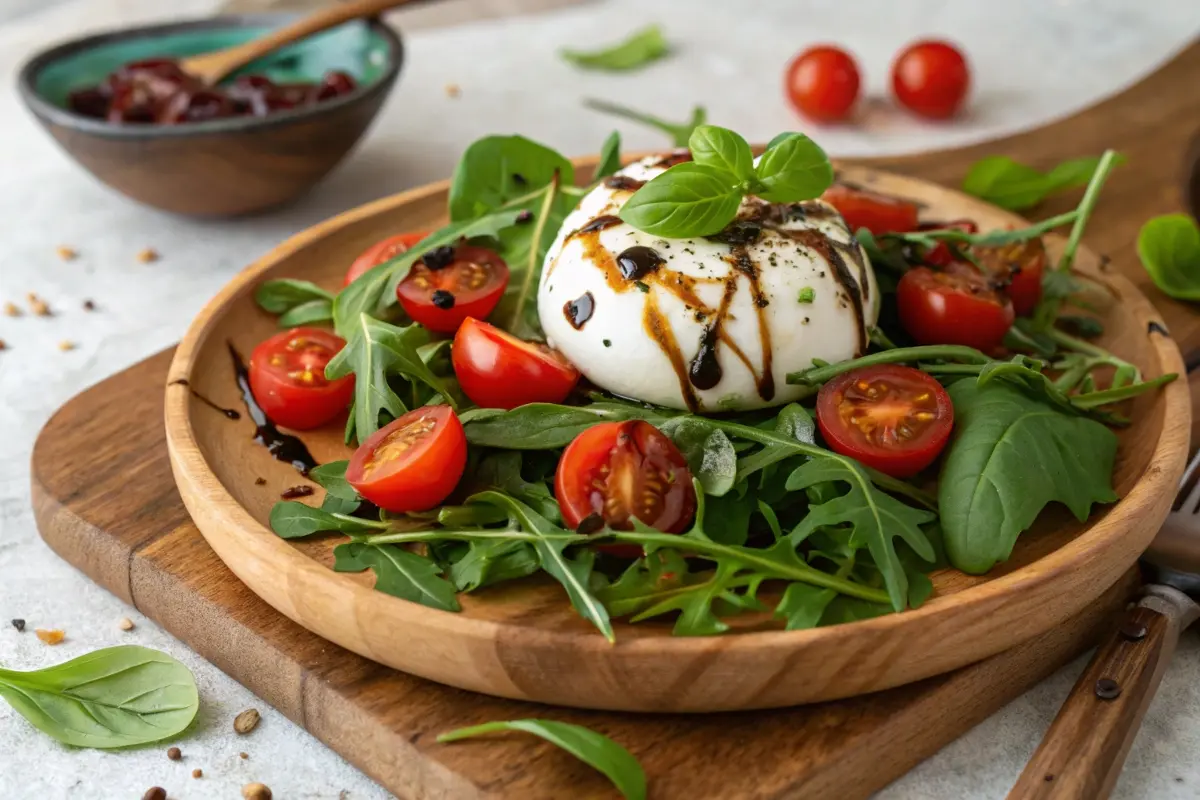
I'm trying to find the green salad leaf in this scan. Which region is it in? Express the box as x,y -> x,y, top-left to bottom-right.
689,124 -> 754,182
938,380 -> 1119,574
595,130 -> 623,180
255,279 -> 334,327
753,132 -> 835,203
448,134 -> 575,221
334,542 -> 461,611
1137,213 -> 1200,301
561,24 -> 668,72
461,401 -> 676,449
619,161 -> 744,237
583,99 -> 706,147
0,646 -> 198,749
961,154 -> 1122,210
439,719 -> 646,800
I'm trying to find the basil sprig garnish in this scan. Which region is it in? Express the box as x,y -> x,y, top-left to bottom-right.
619,125 -> 834,237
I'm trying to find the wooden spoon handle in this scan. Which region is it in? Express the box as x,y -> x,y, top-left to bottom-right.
185,0 -> 415,84
1008,585 -> 1199,800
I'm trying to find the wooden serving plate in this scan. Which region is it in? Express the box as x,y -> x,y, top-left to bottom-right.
163,163 -> 1189,713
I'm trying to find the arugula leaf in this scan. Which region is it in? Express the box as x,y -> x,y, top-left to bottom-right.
733,403 -> 816,479
0,646 -> 198,749
938,380 -> 1118,574
619,162 -> 743,237
561,24 -> 668,72
689,124 -> 754,182
961,154 -> 1122,210
334,542 -> 460,611
438,719 -> 646,800
583,99 -> 706,147
660,417 -> 737,496
255,278 -> 333,313
629,559 -> 764,635
269,501 -> 387,539
473,451 -> 562,522
449,539 -> 540,592
1137,213 -> 1200,301
461,401 -> 675,449
595,130 -> 623,180
752,132 -> 835,203
774,582 -> 837,630
596,551 -> 692,616
309,460 -> 362,515
449,135 -> 575,221
326,315 -> 454,443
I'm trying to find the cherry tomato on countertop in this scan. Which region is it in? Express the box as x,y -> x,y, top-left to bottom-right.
345,404 -> 467,513
816,364 -> 954,478
897,264 -> 1015,353
396,244 -> 510,333
248,327 -> 354,430
822,184 -> 921,235
891,40 -> 970,120
344,231 -> 429,287
784,45 -> 861,123
452,317 -> 580,410
973,237 -> 1047,317
556,421 -> 696,557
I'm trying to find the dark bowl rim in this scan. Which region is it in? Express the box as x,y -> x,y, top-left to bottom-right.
15,12 -> 403,140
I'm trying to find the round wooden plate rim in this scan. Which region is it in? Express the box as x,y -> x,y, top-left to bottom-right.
165,158 -> 1189,705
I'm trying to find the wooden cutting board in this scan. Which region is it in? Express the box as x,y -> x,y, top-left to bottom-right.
30,39 -> 1200,800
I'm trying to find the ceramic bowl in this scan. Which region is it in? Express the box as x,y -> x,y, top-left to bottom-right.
17,14 -> 402,217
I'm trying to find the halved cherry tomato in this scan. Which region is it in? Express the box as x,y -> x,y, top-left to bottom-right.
897,265 -> 1014,352
919,219 -> 978,267
396,244 -> 510,333
345,405 -> 467,513
973,237 -> 1047,317
891,40 -> 970,120
452,318 -> 580,409
784,45 -> 861,123
248,327 -> 354,430
556,421 -> 696,557
817,365 -> 954,478
344,231 -> 429,287
822,184 -> 920,235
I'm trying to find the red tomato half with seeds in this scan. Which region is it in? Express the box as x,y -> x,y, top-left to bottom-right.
248,327 -> 354,430
822,184 -> 920,235
556,421 -> 696,557
891,40 -> 970,120
452,317 -> 580,409
973,237 -> 1047,317
344,231 -> 429,287
345,405 -> 467,513
817,365 -> 954,478
784,45 -> 861,123
897,265 -> 1015,352
919,219 -> 978,267
396,244 -> 510,333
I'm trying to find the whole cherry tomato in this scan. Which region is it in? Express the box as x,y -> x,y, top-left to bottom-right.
784,45 -> 861,123
452,318 -> 580,409
396,244 -> 510,333
248,327 -> 354,430
344,231 -> 430,287
897,265 -> 1014,352
891,40 -> 970,119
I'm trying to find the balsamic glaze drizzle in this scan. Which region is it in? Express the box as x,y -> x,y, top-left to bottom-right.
169,378 -> 241,420
228,343 -> 318,476
564,291 -> 595,329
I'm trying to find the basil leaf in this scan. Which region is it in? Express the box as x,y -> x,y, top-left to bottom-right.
765,131 -> 802,151
334,542 -> 460,611
595,130 -> 623,180
938,380 -> 1118,574
449,135 -> 574,221
1137,213 -> 1200,300
326,315 -> 454,443
0,646 -> 198,748
438,719 -> 646,800
961,154 -> 1122,211
583,99 -> 706,147
277,299 -> 333,327
660,417 -> 737,496
269,501 -> 385,539
561,24 -> 668,72
619,162 -> 743,237
255,279 -> 333,314
688,124 -> 753,183
753,133 -> 834,203
462,402 -> 673,449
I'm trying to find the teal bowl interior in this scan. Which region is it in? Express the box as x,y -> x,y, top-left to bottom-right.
34,18 -> 394,107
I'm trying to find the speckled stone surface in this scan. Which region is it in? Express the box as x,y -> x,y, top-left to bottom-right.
1,1 -> 1199,798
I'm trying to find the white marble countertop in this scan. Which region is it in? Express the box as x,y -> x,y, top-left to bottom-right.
1,1 -> 1199,798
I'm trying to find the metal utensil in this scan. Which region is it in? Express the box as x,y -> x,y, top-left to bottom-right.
1009,447 -> 1200,799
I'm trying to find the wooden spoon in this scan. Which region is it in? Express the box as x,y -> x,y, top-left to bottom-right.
181,0 -> 416,86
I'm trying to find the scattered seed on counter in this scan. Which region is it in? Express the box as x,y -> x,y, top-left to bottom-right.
0,339 -> 7,351
119,617 -> 135,631
137,248 -> 160,264
239,752 -> 249,760
27,293 -> 51,316
444,83 -> 461,98
3,302 -> 19,317
192,768 -> 203,779
243,782 -> 272,800
56,246 -> 78,261
167,746 -> 182,761
11,619 -> 25,632
83,299 -> 96,311
58,341 -> 76,352
142,788 -> 166,800
35,628 -> 64,645
234,708 -> 261,735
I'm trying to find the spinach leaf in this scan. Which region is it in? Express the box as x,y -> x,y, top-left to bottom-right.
461,402 -> 674,449
309,460 -> 361,514
595,131 -> 623,180
938,380 -> 1118,574
961,154 -> 1122,210
561,24 -> 668,72
583,99 -> 706,147
278,299 -> 333,327
752,132 -> 835,203
438,719 -> 646,800
1137,213 -> 1200,301
0,646 -> 198,748
333,542 -> 460,611
660,417 -> 737,496
449,135 -> 575,221
326,315 -> 454,443
255,278 -> 333,313
689,124 -> 754,182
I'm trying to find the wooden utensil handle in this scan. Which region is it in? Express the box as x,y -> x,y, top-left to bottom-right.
1008,586 -> 1200,800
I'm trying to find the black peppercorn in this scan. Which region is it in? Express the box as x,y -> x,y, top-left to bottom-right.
431,290 -> 455,310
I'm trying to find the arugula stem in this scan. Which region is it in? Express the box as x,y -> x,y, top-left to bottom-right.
1047,328 -> 1142,383
437,721 -> 512,743
500,181 -> 558,336
917,363 -> 985,376
1070,373 -> 1177,409
359,529 -> 585,546
789,345 -> 991,386
582,98 -> 703,147
1056,150 -> 1119,275
864,469 -> 939,510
